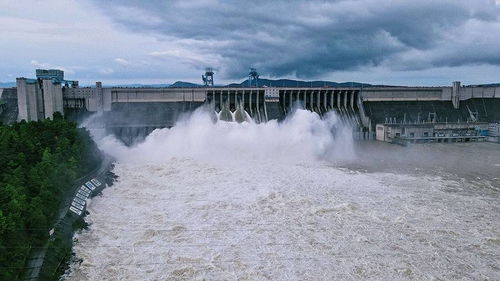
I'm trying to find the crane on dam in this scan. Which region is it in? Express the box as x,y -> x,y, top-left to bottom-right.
202,67 -> 214,87
248,68 -> 259,87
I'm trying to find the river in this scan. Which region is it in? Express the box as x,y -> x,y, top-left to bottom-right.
66,108 -> 500,280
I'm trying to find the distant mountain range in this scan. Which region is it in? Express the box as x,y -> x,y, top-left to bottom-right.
168,81 -> 202,88
225,78 -> 371,88
0,82 -> 16,88
470,83 -> 500,87
169,79 -> 372,88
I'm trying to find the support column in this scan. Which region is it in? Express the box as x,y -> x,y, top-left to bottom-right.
256,90 -> 261,123
308,90 -> 313,110
234,90 -> 238,110
219,90 -> 223,110
330,90 -> 334,110
249,90 -> 253,117
337,90 -> 341,110
452,81 -> 460,109
316,90 -> 321,113
16,78 -> 30,121
280,90 -> 286,114
96,81 -> 103,114
289,90 -> 293,110
350,90 -> 355,111
262,91 -> 268,122
323,90 -> 327,112
343,91 -> 348,109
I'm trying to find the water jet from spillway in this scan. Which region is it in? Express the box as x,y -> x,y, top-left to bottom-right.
233,100 -> 249,123
214,99 -> 251,123
93,106 -> 355,165
218,100 -> 233,122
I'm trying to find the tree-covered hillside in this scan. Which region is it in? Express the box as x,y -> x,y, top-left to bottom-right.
0,113 -> 101,280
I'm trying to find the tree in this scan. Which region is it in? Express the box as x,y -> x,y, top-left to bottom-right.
0,117 -> 101,280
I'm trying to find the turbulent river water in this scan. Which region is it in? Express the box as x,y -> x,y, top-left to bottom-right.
66,108 -> 500,280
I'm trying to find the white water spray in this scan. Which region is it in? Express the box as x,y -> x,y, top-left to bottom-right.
98,107 -> 355,165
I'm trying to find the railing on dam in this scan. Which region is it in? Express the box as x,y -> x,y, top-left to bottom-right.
110,88 -> 207,103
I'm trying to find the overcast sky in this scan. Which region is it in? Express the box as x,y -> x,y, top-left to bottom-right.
1,0 -> 500,86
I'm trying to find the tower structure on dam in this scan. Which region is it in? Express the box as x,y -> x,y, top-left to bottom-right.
248,68 -> 259,87
202,68 -> 214,87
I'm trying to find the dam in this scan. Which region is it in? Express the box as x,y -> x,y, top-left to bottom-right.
2,69 -> 500,144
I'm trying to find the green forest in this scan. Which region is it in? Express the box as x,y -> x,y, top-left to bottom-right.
0,113 -> 101,280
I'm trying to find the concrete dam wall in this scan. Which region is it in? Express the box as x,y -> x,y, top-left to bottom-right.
105,101 -> 205,144
8,75 -> 500,145
91,86 -> 499,144
101,88 -> 365,144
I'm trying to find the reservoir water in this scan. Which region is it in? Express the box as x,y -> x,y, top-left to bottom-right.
66,108 -> 500,280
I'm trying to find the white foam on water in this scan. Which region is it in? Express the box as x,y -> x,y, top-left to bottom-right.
98,107 -> 355,165
65,109 -> 500,280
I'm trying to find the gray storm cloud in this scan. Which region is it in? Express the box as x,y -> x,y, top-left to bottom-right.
88,0 -> 500,79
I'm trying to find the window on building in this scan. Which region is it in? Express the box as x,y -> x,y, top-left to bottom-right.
410,133 -> 415,138
423,132 -> 429,137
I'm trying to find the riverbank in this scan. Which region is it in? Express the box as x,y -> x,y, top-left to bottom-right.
22,154 -> 115,281
0,117 -> 104,280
